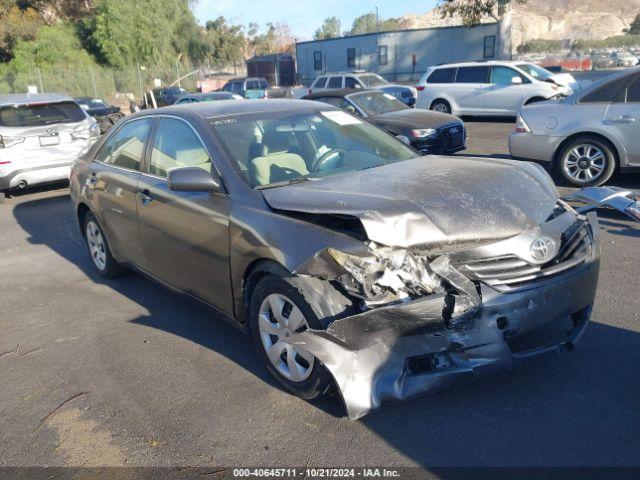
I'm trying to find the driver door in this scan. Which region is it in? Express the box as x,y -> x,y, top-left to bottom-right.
137,116 -> 234,314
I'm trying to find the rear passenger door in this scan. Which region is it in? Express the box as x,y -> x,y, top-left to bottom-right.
137,116 -> 233,314
89,117 -> 154,267
604,74 -> 640,166
454,66 -> 490,114
486,66 -> 528,115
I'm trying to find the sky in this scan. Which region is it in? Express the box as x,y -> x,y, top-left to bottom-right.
193,0 -> 439,41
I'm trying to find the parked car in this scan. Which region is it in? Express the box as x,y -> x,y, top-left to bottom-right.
415,61 -> 570,116
144,87 -> 189,108
174,92 -> 244,104
308,72 -> 417,106
611,52 -> 638,67
71,99 -> 600,419
591,53 -> 616,70
509,67 -> 640,187
221,77 -> 292,99
75,97 -> 125,133
1,93 -> 99,193
303,89 -> 465,154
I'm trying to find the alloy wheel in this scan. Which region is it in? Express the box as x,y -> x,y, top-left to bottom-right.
562,143 -> 606,184
86,220 -> 107,271
257,293 -> 315,383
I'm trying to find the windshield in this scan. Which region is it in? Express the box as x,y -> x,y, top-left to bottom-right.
349,91 -> 409,115
0,101 -> 86,127
359,74 -> 389,87
516,63 -> 553,81
210,110 -> 416,188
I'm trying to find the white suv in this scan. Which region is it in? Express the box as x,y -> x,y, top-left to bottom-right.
415,61 -> 575,116
0,93 -> 99,193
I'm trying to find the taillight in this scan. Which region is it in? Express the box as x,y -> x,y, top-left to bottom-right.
515,114 -> 531,133
416,85 -> 425,91
0,161 -> 12,165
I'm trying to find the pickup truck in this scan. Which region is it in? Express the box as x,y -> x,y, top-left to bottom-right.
221,77 -> 293,99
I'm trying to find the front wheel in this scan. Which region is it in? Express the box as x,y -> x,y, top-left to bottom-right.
556,136 -> 616,187
249,275 -> 333,400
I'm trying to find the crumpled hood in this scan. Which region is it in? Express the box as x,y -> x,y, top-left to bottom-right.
262,156 -> 558,249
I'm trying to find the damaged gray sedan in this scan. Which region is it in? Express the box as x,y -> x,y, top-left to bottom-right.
71,100 -> 603,419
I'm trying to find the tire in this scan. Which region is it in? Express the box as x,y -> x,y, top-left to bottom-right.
430,99 -> 451,114
83,212 -> 123,278
249,274 -> 334,400
556,136 -> 616,187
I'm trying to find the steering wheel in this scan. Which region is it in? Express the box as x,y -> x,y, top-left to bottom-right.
313,148 -> 347,172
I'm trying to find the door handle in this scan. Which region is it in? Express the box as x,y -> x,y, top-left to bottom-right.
606,115 -> 637,124
85,173 -> 97,188
138,189 -> 153,205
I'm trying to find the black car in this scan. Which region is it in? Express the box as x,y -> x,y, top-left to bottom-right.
303,89 -> 465,155
75,97 -> 125,134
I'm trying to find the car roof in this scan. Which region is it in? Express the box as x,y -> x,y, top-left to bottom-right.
430,61 -> 525,69
0,93 -> 75,106
140,98 -> 336,120
305,88 -> 366,99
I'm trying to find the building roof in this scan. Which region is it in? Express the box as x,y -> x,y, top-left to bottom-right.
295,22 -> 498,46
0,93 -> 74,106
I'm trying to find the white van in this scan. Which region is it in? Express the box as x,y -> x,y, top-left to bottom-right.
415,61 -> 576,116
0,93 -> 99,193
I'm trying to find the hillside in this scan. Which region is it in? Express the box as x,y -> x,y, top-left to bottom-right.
399,0 -> 640,50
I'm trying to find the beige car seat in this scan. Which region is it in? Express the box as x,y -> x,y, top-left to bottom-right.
250,130 -> 308,185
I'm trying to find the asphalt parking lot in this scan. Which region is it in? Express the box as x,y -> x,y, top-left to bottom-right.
1,121 -> 640,469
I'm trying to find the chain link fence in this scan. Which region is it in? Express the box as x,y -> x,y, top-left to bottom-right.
0,60 -> 201,105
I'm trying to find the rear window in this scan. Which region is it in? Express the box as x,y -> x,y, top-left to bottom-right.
427,68 -> 457,84
456,66 -> 490,84
0,101 -> 86,127
580,73 -> 632,104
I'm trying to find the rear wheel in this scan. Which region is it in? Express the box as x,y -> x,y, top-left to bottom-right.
430,99 -> 451,114
556,136 -> 616,187
83,212 -> 123,278
249,275 -> 333,400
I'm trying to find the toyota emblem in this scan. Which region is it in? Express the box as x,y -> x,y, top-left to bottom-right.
530,236 -> 556,262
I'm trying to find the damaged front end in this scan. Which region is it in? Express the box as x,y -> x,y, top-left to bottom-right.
284,206 -> 605,420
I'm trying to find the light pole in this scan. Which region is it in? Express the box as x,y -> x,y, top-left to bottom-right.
176,53 -> 183,88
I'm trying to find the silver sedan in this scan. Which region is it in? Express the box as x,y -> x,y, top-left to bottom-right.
509,67 -> 640,187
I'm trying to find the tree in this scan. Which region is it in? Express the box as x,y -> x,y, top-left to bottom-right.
314,16 -> 340,40
249,21 -> 295,55
624,13 -> 640,35
347,12 -> 401,36
205,16 -> 246,68
438,0 -> 526,25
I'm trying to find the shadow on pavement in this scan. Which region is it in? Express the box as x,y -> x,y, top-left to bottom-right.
10,188 -> 640,466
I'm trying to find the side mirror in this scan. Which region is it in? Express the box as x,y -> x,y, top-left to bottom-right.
345,105 -> 357,114
168,167 -> 222,193
511,76 -> 523,85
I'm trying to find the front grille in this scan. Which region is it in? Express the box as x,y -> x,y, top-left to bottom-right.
440,124 -> 464,150
457,224 -> 593,292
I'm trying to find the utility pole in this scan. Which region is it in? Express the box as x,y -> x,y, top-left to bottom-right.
136,63 -> 145,102
90,68 -> 98,98
375,7 -> 379,72
36,68 -> 43,93
176,53 -> 183,88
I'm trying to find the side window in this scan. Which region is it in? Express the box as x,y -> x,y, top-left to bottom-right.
345,77 -> 361,89
314,51 -> 322,71
247,80 -> 257,89
149,118 -> 212,178
314,76 -> 328,89
327,76 -> 342,89
484,36 -> 496,58
379,45 -> 388,65
456,66 -> 490,84
427,67 -> 456,84
580,74 -> 632,104
490,66 -> 524,85
260,80 -> 269,89
625,76 -> 640,102
316,97 -> 350,109
347,48 -> 356,69
95,118 -> 153,171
